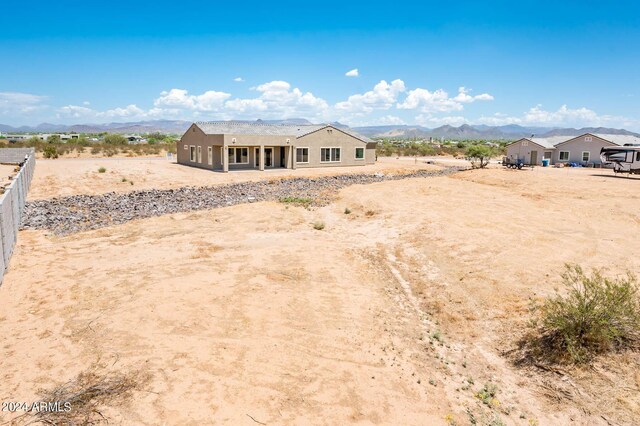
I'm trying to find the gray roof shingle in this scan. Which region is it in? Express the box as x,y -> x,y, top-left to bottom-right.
193,121 -> 374,143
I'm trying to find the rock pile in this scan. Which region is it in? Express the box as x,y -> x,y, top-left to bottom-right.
23,167 -> 466,235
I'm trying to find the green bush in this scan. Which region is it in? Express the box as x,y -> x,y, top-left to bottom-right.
103,134 -> 128,145
98,167 -> 106,173
528,264 -> 640,364
280,197 -> 313,208
42,145 -> 59,159
313,221 -> 325,230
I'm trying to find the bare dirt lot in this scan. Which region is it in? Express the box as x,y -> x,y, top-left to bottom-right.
27,156 -> 448,200
1,161 -> 639,425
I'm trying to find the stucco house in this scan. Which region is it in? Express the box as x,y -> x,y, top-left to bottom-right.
505,133 -> 640,166
177,122 -> 377,172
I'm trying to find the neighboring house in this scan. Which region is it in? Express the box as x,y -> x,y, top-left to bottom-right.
506,133 -> 640,166
177,122 -> 377,172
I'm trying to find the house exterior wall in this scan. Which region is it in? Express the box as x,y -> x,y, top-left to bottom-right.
177,124 -> 376,171
553,135 -> 616,165
295,128 -> 375,168
505,139 -> 553,165
177,124 -> 224,170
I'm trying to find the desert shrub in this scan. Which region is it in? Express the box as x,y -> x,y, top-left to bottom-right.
98,167 -> 106,173
91,146 -> 102,155
344,207 -> 351,214
476,382 -> 499,406
46,134 -> 61,144
466,145 -> 495,168
313,221 -> 325,230
103,134 -> 128,145
42,145 -> 59,159
103,147 -> 118,157
526,264 -> 640,364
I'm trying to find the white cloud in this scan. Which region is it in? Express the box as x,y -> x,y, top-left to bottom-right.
233,77 -> 244,82
476,104 -> 636,128
452,86 -> 494,103
415,114 -> 469,127
0,91 -> 48,114
335,79 -> 406,113
225,80 -> 329,119
154,88 -> 231,111
345,68 -> 359,77
377,115 -> 406,125
398,86 -> 493,113
82,101 -> 91,106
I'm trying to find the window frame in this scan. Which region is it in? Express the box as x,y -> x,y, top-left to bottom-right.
559,151 -> 570,161
296,147 -> 309,164
320,147 -> 341,163
355,147 -> 365,160
208,146 -> 213,165
197,146 -> 202,163
189,145 -> 196,162
183,144 -> 188,150
581,151 -> 590,162
228,147 -> 249,165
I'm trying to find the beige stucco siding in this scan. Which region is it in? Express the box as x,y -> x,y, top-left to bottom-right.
505,139 -> 552,165
553,135 -> 615,165
177,124 -> 224,170
295,128 -> 375,168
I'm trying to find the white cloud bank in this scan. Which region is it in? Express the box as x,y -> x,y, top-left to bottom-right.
233,77 -> 244,82
345,68 -> 359,77
10,81 -> 637,130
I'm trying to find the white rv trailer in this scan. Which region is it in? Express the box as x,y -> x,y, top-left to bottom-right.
600,146 -> 640,175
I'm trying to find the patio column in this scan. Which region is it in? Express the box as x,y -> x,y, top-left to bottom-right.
222,145 -> 229,173
259,145 -> 265,171
291,145 -> 297,170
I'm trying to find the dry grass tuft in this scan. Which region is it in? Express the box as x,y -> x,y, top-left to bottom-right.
14,367 -> 149,425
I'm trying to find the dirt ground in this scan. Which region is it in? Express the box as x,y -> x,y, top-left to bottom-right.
0,164 -> 19,188
1,164 -> 639,425
27,156 -> 451,200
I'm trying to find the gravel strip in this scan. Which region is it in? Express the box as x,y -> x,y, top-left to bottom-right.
22,167 -> 467,235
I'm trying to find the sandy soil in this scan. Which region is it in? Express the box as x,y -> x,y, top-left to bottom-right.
27,156 -> 445,200
1,165 -> 639,425
0,164 -> 19,188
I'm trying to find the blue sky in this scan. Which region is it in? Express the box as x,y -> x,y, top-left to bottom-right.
2,0 -> 640,129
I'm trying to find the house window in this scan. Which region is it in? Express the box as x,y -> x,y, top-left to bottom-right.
228,147 -> 249,164
190,146 -> 196,162
183,144 -> 188,150
197,146 -> 202,163
355,147 -> 365,160
208,146 -> 213,165
585,136 -> 592,142
296,147 -> 309,163
543,151 -> 552,159
582,151 -> 590,162
320,147 -> 340,162
637,152 -> 640,161
559,151 -> 570,161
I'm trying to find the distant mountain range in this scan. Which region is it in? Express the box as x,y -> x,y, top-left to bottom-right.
1,119 -> 638,141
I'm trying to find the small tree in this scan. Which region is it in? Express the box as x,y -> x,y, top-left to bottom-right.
47,134 -> 61,144
465,145 -> 494,168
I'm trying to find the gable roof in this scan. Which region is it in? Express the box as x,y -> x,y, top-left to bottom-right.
592,133 -> 640,146
507,132 -> 640,150
192,121 -> 374,143
505,138 -> 555,149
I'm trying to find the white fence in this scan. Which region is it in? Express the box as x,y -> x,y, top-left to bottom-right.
0,148 -> 36,282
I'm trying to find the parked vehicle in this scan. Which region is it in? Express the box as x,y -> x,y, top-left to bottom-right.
600,146 -> 640,175
502,156 -> 525,169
